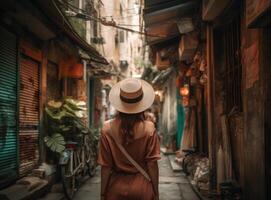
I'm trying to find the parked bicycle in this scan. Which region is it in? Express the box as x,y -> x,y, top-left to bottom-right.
59,133 -> 97,200
44,99 -> 99,199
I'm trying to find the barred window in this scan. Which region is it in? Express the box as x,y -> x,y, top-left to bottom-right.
223,14 -> 242,113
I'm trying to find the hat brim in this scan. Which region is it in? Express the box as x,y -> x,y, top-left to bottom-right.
109,79 -> 155,114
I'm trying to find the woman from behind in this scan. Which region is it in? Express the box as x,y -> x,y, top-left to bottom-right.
97,78 -> 161,200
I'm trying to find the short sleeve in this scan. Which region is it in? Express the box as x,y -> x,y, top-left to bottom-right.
145,131 -> 161,162
97,132 -> 113,167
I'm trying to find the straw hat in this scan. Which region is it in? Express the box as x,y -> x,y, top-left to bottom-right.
109,78 -> 155,114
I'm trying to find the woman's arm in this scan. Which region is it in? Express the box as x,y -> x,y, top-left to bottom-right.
147,161 -> 159,200
100,166 -> 111,199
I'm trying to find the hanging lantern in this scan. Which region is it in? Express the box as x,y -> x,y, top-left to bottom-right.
180,85 -> 189,96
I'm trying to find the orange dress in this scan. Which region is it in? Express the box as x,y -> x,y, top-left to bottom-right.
97,119 -> 161,200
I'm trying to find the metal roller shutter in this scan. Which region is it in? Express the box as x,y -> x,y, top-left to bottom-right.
19,56 -> 40,177
0,27 -> 18,187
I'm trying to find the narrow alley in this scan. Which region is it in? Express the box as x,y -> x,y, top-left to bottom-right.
1,0 -> 271,200
73,155 -> 199,200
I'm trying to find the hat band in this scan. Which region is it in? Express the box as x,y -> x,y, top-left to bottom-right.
120,93 -> 144,104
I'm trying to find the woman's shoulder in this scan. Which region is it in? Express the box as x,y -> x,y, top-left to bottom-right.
139,120 -> 156,137
101,120 -> 113,136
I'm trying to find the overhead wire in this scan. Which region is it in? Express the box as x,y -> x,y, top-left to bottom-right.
56,0 -> 166,38
118,24 -> 141,26
68,2 -> 140,20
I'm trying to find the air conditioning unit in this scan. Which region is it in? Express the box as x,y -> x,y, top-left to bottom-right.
120,60 -> 129,69
91,37 -> 105,44
115,34 -> 119,44
179,34 -> 198,61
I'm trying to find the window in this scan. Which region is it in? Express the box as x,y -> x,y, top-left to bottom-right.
93,9 -> 98,37
119,31 -> 125,43
223,14 -> 242,112
120,4 -> 123,16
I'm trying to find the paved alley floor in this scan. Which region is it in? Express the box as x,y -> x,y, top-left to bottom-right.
73,154 -> 200,200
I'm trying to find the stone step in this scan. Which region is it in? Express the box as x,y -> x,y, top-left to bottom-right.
0,177 -> 49,200
168,155 -> 183,172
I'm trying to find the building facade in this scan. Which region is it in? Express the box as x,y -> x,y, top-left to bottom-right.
0,0 -> 107,188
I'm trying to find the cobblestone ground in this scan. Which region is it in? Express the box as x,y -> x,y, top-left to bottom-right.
73,154 -> 200,200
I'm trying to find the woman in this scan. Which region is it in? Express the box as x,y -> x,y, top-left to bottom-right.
97,78 -> 161,200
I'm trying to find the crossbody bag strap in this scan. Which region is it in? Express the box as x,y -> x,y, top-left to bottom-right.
109,120 -> 151,182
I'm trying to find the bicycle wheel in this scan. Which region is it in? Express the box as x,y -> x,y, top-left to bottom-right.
61,159 -> 76,199
86,150 -> 97,177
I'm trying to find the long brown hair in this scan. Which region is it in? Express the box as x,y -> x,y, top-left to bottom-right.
117,112 -> 145,142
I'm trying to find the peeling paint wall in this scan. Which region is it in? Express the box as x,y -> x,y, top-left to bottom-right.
241,24 -> 265,200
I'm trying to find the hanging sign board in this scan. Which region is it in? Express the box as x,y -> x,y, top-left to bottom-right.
246,0 -> 271,27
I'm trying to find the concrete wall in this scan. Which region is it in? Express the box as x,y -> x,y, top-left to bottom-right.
210,4 -> 268,198
101,0 -> 144,78
100,0 -> 120,64
241,26 -> 271,200
241,22 -> 266,200
262,28 -> 271,200
202,0 -> 271,198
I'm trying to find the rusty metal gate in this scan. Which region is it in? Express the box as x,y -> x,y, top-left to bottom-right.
0,26 -> 18,188
19,56 -> 40,177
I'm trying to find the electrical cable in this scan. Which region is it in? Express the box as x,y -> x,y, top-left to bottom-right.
118,24 -> 141,26
51,0 -> 105,61
56,0 -> 166,38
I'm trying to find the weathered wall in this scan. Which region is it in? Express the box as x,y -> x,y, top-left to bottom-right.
261,28 -> 271,199
241,21 -> 265,200
262,27 -> 271,200
205,0 -> 269,198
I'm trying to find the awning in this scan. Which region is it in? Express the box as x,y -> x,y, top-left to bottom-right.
87,62 -> 118,78
34,0 -> 108,65
144,0 -> 199,44
0,0 -> 108,65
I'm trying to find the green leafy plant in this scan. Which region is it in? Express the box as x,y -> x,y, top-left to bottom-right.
44,133 -> 65,154
44,98 -> 90,154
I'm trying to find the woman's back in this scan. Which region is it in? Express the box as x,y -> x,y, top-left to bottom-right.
98,118 -> 160,200
98,78 -> 159,200
98,119 -> 160,173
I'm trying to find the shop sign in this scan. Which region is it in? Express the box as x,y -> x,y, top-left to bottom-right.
246,0 -> 271,27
